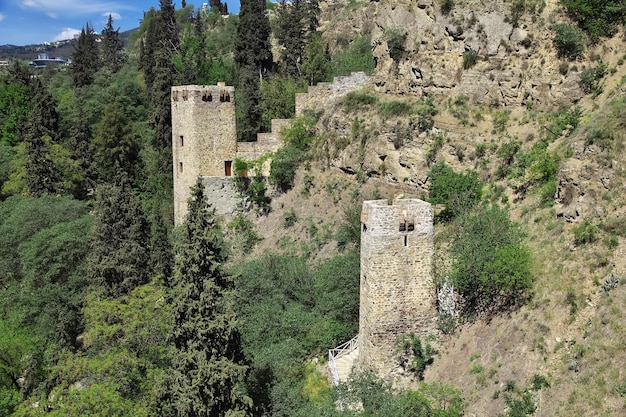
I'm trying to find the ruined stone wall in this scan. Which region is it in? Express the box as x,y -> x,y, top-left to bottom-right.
236,119 -> 289,176
358,199 -> 436,380
201,177 -> 241,216
295,72 -> 370,116
172,84 -> 236,225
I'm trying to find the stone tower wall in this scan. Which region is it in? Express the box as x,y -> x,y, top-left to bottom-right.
172,84 -> 236,224
358,198 -> 436,379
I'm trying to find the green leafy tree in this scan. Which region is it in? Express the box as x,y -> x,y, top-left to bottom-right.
448,205 -> 534,314
70,23 -> 100,87
428,162 -> 482,221
0,320 -> 44,415
101,14 -> 127,72
562,0 -> 626,40
17,215 -> 92,345
86,183 -> 150,297
552,23 -> 585,60
169,180 -> 251,416
0,67 -> 31,146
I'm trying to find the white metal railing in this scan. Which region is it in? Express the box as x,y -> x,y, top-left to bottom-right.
328,335 -> 358,386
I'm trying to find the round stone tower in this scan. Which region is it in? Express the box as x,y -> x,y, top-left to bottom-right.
171,83 -> 236,225
358,198 -> 436,379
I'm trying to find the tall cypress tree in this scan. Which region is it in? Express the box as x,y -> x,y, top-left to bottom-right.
170,180 -> 251,417
101,14 -> 126,72
70,23 -> 100,88
23,79 -> 62,196
235,0 -> 272,141
86,183 -> 150,297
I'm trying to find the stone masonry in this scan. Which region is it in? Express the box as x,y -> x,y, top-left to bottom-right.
172,73 -> 371,225
358,198 -> 436,380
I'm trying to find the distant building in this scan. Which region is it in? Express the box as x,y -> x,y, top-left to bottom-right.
29,54 -> 70,69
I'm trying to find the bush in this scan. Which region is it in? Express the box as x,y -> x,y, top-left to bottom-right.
562,0 -> 626,41
428,162 -> 482,221
341,90 -> 379,113
398,334 -> 434,379
552,24 -> 585,60
449,205 -> 534,314
572,220 -> 598,245
440,0 -> 454,15
579,62 -> 607,96
384,28 -> 408,61
379,100 -> 413,118
332,35 -> 376,77
463,50 -> 479,69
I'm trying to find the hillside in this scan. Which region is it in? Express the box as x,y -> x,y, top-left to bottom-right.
236,0 -> 626,415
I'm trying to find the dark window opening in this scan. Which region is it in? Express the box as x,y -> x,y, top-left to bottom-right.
179,162 -> 184,173
179,135 -> 184,147
202,93 -> 212,102
404,235 -> 408,247
225,160 -> 232,176
219,90 -> 231,102
362,223 -> 367,232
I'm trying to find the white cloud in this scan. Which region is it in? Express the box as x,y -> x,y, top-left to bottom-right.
20,1 -> 136,16
46,12 -> 57,19
53,27 -> 80,41
0,13 -> 6,23
103,12 -> 122,20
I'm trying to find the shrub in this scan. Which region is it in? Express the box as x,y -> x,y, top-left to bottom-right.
463,50 -> 479,69
440,0 -> 454,15
332,35 -> 376,77
379,100 -> 413,118
552,24 -> 585,60
572,220 -> 598,245
341,90 -> 379,113
428,162 -> 482,221
562,0 -> 626,41
283,208 -> 297,227
398,333 -> 434,379
579,62 -> 607,96
449,205 -> 534,314
383,28 -> 408,61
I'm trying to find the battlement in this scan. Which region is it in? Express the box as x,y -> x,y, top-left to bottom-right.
171,83 -> 234,104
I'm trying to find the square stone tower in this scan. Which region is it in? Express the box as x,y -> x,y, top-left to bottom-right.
358,199 -> 436,379
171,83 -> 236,225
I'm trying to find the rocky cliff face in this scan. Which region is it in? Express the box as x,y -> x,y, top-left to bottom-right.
321,0 -> 584,106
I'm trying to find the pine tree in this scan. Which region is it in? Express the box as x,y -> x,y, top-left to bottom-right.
23,79 -> 62,196
302,32 -> 332,86
70,23 -> 100,88
235,0 -> 272,141
101,14 -> 126,72
170,180 -> 251,417
86,183 -> 151,297
93,102 -> 140,183
275,0 -> 320,78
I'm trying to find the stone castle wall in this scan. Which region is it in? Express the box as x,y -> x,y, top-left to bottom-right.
172,74 -> 371,224
295,72 -> 370,116
358,198 -> 436,379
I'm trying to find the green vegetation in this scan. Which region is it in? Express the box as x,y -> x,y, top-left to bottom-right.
463,50 -> 479,69
428,162 -> 482,221
561,0 -> 626,41
331,35 -> 376,76
448,205 -> 534,314
384,28 -> 408,61
270,116 -> 318,190
552,23 -> 586,60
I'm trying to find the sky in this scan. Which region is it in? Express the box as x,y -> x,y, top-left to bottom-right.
0,0 -> 238,46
